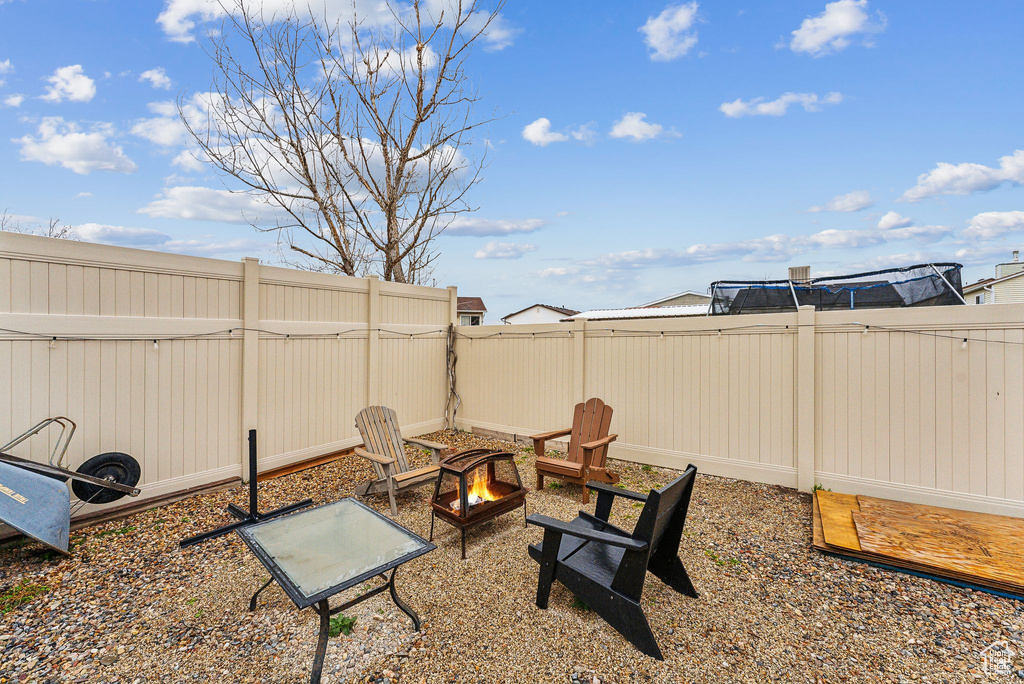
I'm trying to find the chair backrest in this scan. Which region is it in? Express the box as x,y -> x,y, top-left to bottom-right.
631,465 -> 698,558
355,406 -> 410,480
565,397 -> 614,468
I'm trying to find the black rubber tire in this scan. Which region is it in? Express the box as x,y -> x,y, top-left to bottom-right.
71,452 -> 141,505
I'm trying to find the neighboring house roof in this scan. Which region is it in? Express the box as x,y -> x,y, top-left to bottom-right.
641,290 -> 712,307
564,304 -> 709,321
457,296 -> 487,312
963,271 -> 1024,294
502,303 -> 579,321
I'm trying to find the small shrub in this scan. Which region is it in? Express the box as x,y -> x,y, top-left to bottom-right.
96,525 -> 136,538
570,597 -> 590,612
641,464 -> 653,474
547,481 -> 564,490
523,446 -> 534,454
812,483 -> 831,492
329,614 -> 357,637
0,582 -> 50,614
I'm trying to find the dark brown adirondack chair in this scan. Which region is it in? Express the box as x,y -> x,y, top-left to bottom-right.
353,406 -> 447,515
531,397 -> 619,503
526,465 -> 699,660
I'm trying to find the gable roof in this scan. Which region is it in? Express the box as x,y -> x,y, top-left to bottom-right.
963,270 -> 1024,293
564,304 -> 709,321
457,296 -> 486,312
642,290 -> 712,307
502,303 -> 580,321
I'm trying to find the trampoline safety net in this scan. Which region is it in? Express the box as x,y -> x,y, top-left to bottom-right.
710,263 -> 965,315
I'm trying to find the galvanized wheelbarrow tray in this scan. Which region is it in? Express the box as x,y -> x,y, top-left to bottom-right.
0,417 -> 141,554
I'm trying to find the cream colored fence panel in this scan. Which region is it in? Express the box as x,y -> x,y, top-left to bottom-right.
454,315 -> 800,488
0,233 -> 454,518
812,305 -> 1024,516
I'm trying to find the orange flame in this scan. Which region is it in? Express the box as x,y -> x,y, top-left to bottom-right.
453,465 -> 499,509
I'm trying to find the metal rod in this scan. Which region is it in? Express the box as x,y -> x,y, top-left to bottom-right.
705,284 -> 716,316
930,263 -> 968,305
788,280 -> 800,312
248,429 -> 258,516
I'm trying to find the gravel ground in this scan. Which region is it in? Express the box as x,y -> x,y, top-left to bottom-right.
2,429 -> 1023,683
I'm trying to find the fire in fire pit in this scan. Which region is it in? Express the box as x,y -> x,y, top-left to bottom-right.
430,448 -> 527,559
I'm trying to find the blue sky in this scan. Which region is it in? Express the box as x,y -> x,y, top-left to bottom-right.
2,1 -> 1023,319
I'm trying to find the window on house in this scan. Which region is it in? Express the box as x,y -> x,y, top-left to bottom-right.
460,314 -> 481,326
975,294 -> 985,305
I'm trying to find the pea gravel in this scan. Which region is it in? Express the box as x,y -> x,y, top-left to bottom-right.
2,429 -> 1022,682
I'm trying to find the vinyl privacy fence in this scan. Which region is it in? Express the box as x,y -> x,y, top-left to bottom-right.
454,303 -> 1024,518
0,232 -> 453,514
4,232 -> 1024,520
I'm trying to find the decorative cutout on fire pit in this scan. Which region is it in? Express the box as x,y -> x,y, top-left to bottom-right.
430,448 -> 528,559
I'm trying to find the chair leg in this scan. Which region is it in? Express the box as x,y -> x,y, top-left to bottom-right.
386,479 -> 398,516
535,529 -> 561,610
650,555 -> 699,599
594,598 -> 664,661
581,482 -> 589,504
536,470 -> 544,491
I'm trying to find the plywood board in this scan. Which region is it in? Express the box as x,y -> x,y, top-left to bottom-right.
853,511 -> 1024,590
815,491 -> 862,551
857,496 -> 1024,556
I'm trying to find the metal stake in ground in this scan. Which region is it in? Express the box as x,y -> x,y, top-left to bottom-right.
179,429 -> 313,549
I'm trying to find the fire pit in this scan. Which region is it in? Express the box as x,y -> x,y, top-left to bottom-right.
429,448 -> 528,559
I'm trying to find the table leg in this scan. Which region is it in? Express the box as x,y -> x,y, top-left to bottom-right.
248,577 -> 274,611
387,567 -> 421,631
310,599 -> 330,684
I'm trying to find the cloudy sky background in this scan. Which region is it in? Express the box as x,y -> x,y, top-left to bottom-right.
1,1 -> 1023,318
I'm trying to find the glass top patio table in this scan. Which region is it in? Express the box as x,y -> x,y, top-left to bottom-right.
237,497 -> 435,609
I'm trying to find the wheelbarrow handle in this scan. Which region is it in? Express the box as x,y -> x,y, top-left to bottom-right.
0,452 -> 141,496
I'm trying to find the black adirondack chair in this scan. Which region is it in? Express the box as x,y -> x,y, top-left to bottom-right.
526,465 -> 699,660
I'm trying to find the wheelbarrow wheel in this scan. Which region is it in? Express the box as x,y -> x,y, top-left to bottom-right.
71,452 -> 141,505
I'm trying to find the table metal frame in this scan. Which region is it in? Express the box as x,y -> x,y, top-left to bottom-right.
238,498 -> 435,683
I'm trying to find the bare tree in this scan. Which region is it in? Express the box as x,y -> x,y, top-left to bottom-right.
1,211 -> 78,240
182,0 -> 503,283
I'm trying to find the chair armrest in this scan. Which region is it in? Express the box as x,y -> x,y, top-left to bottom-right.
526,514 -> 648,552
587,480 -> 647,502
581,433 -> 618,451
354,446 -> 395,466
404,437 -> 448,451
530,428 -> 572,441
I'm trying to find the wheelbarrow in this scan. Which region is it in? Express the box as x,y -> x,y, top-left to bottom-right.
0,417 -> 141,554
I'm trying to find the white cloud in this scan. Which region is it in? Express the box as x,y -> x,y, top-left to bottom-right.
73,192 -> 92,199
13,117 -> 137,175
0,58 -> 11,87
962,211 -> 1024,241
138,186 -> 273,223
41,65 -> 96,103
877,211 -> 913,230
901,149 -> 1024,201
720,91 -> 842,117
71,221 -> 268,256
522,118 -> 568,147
788,0 -> 886,57
474,241 -> 538,259
809,190 -> 872,213
640,2 -> 699,62
75,223 -> 170,246
157,0 -> 516,51
131,105 -> 188,146
172,149 -> 206,171
609,112 -> 675,142
569,123 -> 597,144
3,94 -> 23,108
446,217 -> 544,237
139,67 -> 172,90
